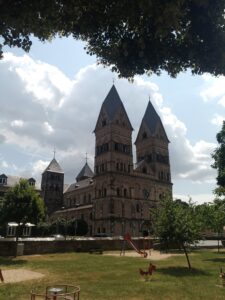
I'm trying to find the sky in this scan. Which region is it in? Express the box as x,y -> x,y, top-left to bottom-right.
0,36 -> 224,204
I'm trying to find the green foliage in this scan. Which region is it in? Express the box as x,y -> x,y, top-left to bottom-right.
212,121 -> 225,196
152,197 -> 200,268
194,203 -> 213,232
0,179 -> 45,227
1,1 -> 225,78
210,199 -> 225,233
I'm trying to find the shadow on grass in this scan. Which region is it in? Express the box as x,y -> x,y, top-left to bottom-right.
0,257 -> 27,266
157,266 -> 209,277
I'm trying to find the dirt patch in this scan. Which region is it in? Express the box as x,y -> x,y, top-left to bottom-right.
104,249 -> 183,260
0,269 -> 44,283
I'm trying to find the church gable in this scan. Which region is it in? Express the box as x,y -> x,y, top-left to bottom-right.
112,106 -> 133,130
135,121 -> 151,144
94,107 -> 110,132
94,85 -> 133,132
155,122 -> 170,143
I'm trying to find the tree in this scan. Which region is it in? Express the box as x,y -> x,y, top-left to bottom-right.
210,199 -> 225,252
152,197 -> 199,269
1,1 -> 225,78
212,121 -> 225,196
0,179 -> 45,241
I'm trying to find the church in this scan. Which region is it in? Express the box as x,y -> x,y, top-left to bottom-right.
41,85 -> 172,236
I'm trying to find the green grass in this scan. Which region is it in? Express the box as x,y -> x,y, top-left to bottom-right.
1,250 -> 225,299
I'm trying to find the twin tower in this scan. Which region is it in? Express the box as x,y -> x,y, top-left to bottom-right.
42,85 -> 172,236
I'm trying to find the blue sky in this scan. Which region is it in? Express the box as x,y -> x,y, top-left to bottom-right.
0,36 -> 224,203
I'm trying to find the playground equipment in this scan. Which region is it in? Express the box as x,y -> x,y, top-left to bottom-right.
139,262 -> 156,281
30,284 -> 80,299
121,233 -> 148,258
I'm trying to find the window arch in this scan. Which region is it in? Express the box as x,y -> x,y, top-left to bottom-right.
136,203 -> 140,213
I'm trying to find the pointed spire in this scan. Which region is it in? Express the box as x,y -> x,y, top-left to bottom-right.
135,99 -> 169,143
94,85 -> 133,131
142,100 -> 161,134
43,158 -> 63,174
76,162 -> 94,182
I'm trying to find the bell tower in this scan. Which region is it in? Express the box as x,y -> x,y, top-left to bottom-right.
94,85 -> 133,175
135,100 -> 171,183
41,157 -> 64,216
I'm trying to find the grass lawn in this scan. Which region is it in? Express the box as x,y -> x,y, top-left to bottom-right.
0,249 -> 225,299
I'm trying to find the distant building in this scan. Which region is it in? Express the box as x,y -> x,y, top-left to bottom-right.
44,85 -> 172,236
0,174 -> 37,198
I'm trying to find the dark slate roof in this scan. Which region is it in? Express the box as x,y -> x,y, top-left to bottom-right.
94,85 -> 133,131
76,163 -> 94,182
43,158 -> 63,174
143,101 -> 161,134
65,178 -> 94,193
135,100 -> 169,143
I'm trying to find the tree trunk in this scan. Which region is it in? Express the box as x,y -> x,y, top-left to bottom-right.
182,243 -> 191,269
218,234 -> 220,253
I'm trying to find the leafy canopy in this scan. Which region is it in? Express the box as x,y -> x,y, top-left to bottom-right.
152,197 -> 200,268
1,1 -> 225,78
0,179 -> 45,226
212,121 -> 225,196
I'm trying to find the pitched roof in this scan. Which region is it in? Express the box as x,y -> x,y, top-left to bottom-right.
94,85 -> 133,131
143,101 -> 161,134
135,100 -> 169,143
76,163 -> 94,182
43,158 -> 63,174
65,177 -> 94,193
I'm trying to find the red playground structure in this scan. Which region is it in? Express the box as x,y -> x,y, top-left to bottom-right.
121,233 -> 148,258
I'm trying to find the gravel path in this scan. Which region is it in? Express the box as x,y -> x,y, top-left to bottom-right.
0,269 -> 44,283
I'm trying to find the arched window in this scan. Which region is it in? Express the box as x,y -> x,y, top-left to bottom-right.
136,203 -> 140,213
117,188 -> 120,197
142,167 -> 147,174
142,132 -> 147,139
124,188 -> 127,197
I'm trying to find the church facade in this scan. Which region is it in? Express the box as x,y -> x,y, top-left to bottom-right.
41,85 -> 172,236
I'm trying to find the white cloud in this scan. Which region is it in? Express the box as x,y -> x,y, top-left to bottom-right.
200,74 -> 225,104
211,114 -> 224,126
11,120 -> 24,128
0,52 -> 217,191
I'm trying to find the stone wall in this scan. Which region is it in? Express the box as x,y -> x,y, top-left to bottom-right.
0,238 -> 153,256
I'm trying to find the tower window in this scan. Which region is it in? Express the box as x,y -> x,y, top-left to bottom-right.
142,167 -> 147,174
102,119 -> 106,127
142,132 -> 147,139
136,203 -> 140,213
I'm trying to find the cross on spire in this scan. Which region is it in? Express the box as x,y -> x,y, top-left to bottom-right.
85,152 -> 88,163
53,147 -> 56,159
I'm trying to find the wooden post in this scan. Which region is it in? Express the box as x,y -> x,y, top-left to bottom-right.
0,269 -> 4,282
